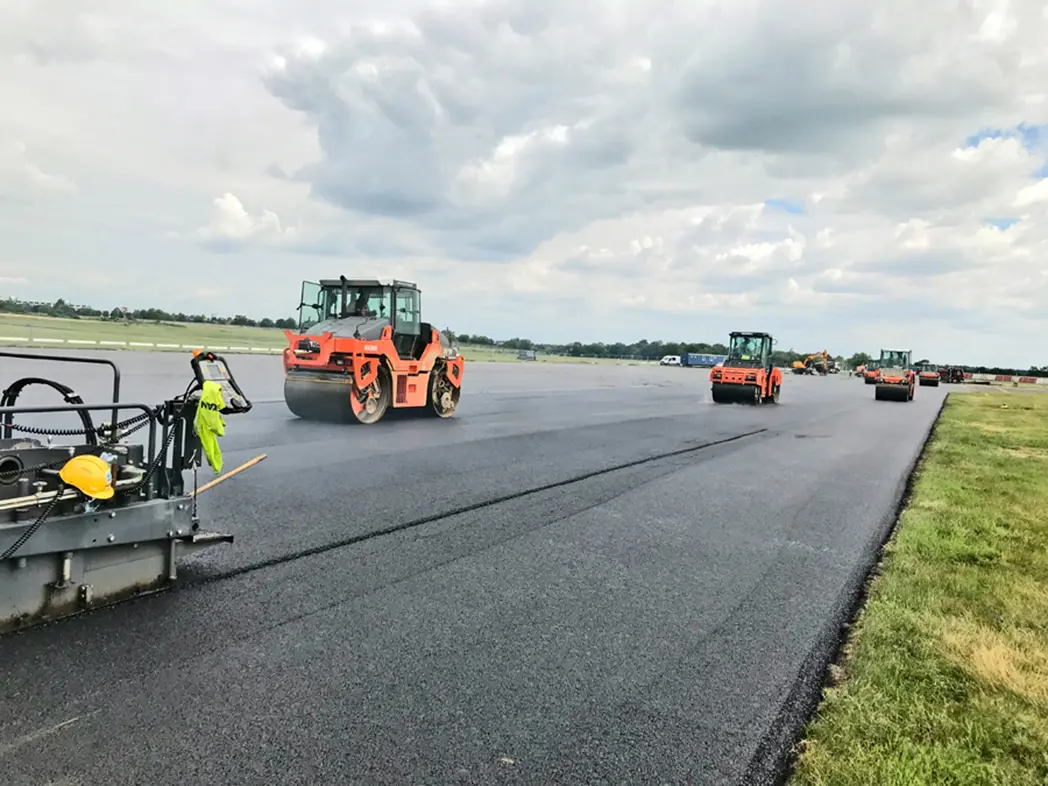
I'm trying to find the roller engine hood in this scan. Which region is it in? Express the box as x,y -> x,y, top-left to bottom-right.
299,317 -> 455,354
301,316 -> 391,341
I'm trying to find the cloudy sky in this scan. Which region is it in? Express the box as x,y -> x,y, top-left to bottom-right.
2,0 -> 1047,366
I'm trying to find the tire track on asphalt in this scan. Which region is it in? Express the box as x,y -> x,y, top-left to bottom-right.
0,427 -> 770,636
190,426 -> 770,585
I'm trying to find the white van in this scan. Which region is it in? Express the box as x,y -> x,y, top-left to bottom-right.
659,355 -> 681,366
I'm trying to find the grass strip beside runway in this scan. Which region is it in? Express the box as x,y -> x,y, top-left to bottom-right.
790,390 -> 1048,786
0,314 -> 652,365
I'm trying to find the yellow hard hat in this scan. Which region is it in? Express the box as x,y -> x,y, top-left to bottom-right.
59,454 -> 115,500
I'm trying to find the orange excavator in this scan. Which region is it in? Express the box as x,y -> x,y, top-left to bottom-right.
791,350 -> 829,375
282,277 -> 464,424
710,331 -> 782,404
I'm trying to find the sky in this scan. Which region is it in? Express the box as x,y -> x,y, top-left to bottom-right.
1,0 -> 1047,368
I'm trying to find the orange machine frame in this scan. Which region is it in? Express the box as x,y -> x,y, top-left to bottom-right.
282,325 -> 463,411
917,367 -> 939,386
709,363 -> 783,397
877,366 -> 914,392
708,332 -> 783,404
874,349 -> 915,402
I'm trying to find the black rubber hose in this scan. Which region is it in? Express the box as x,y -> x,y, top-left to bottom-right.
0,481 -> 66,561
0,377 -> 97,446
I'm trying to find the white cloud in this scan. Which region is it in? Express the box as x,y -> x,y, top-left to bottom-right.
1014,177 -> 1048,207
2,0 -> 1048,367
187,193 -> 299,251
0,140 -> 77,195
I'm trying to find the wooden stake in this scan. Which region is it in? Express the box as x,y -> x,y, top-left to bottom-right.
192,454 -> 267,497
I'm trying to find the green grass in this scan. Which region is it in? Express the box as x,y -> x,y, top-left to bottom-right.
789,390 -> 1048,786
0,313 -> 287,349
0,313 -> 656,364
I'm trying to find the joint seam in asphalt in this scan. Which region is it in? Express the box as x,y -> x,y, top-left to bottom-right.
8,427 -> 771,635
195,426 -> 770,585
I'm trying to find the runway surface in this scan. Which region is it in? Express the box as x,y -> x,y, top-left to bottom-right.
0,351 -> 947,785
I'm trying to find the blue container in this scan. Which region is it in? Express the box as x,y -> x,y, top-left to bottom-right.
681,353 -> 726,367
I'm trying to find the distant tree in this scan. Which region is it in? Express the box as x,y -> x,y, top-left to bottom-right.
2,296 -> 1040,373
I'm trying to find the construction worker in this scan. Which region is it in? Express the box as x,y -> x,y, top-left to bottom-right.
352,291 -> 368,316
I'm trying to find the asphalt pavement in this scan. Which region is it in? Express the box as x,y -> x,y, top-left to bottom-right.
0,351 -> 948,785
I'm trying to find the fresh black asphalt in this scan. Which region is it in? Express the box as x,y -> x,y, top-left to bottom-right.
0,351 -> 948,785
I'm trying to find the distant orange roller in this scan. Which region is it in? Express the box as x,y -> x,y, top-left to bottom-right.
709,331 -> 782,405
874,349 -> 915,402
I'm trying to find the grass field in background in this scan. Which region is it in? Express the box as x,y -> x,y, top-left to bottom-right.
0,313 -> 287,348
0,314 -> 654,365
790,390 -> 1048,786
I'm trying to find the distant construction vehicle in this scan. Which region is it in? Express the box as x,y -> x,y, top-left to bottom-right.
874,349 -> 915,402
282,277 -> 464,424
680,353 -> 728,368
709,331 -> 782,404
939,366 -> 965,383
791,350 -> 829,375
863,362 -> 880,385
917,363 -> 940,387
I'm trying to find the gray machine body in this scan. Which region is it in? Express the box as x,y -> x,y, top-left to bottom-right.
0,383 -> 236,634
301,315 -> 455,357
1,492 -> 229,633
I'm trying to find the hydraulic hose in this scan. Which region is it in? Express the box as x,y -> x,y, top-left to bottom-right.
0,377 -> 97,446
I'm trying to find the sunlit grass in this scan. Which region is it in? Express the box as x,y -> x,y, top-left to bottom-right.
790,390 -> 1048,786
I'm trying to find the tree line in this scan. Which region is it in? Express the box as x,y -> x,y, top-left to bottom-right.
1,296 -> 297,331
2,297 -> 1044,377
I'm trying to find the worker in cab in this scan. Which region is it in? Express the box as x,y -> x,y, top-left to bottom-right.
352,290 -> 371,317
